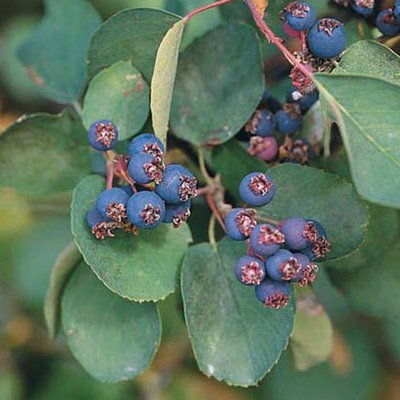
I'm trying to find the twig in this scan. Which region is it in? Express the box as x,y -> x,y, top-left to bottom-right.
183,0 -> 236,23
206,192 -> 226,232
208,214 -> 218,251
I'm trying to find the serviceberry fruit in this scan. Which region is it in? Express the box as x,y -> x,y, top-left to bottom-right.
247,136 -> 279,162
239,172 -> 276,207
245,109 -> 276,137
351,0 -> 374,16
287,87 -> 319,113
235,256 -> 266,285
394,1 -> 400,21
376,9 -> 400,36
283,1 -> 316,31
87,206 -> 108,229
164,200 -> 191,228
128,133 -> 165,157
265,249 -> 301,281
95,188 -> 129,222
225,208 -> 257,241
88,120 -> 118,151
275,104 -> 303,136
292,253 -> 319,287
128,153 -> 165,185
249,224 -> 285,257
307,18 -> 346,59
279,137 -> 313,165
126,191 -> 166,229
156,164 -> 198,204
254,278 -> 292,309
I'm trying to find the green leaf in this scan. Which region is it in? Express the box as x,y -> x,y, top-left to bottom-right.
17,0 -> 101,103
170,23 -> 264,145
71,175 -> 192,302
62,262 -> 161,382
315,42 -> 400,208
151,19 -> 185,148
290,294 -> 333,371
83,61 -> 149,141
87,8 -> 180,82
0,111 -> 91,196
181,238 -> 295,387
213,141 -> 369,260
44,242 -> 82,339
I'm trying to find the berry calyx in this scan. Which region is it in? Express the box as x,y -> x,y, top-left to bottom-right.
95,188 -> 129,222
88,120 -> 118,151
225,208 -> 257,241
351,0 -> 374,16
254,279 -> 292,309
245,109 -> 276,137
239,172 -> 276,207
164,201 -> 191,228
247,136 -> 278,162
265,249 -> 301,281
293,253 -> 319,287
249,223 -> 284,257
128,153 -> 165,185
128,133 -> 165,158
282,1 -> 316,31
275,103 -> 303,136
235,256 -> 266,285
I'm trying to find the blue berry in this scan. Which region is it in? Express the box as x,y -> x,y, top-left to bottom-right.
394,1 -> 400,21
265,249 -> 301,281
156,164 -> 197,204
225,208 -> 257,241
235,256 -> 266,285
284,1 -> 315,31
292,253 -> 319,287
95,188 -> 129,222
88,120 -> 118,151
128,133 -> 164,157
376,9 -> 400,36
128,153 -> 165,185
249,224 -> 284,257
164,200 -> 191,228
86,206 -> 107,229
246,110 -> 276,137
254,278 -> 292,309
126,191 -> 166,229
351,0 -> 374,16
307,18 -> 346,59
239,172 -> 276,207
120,185 -> 134,196
275,106 -> 303,135
287,87 -> 319,113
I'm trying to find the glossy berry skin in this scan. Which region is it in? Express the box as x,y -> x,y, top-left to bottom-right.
239,172 -> 276,207
164,200 -> 191,227
284,2 -> 315,31
88,120 -> 118,151
265,249 -> 301,281
128,153 -> 164,185
225,208 -> 257,241
275,109 -> 302,135
235,256 -> 266,286
376,10 -> 400,36
254,278 -> 292,309
87,206 -> 107,228
156,164 -> 197,204
95,188 -> 129,220
280,217 -> 313,250
307,18 -> 346,59
126,191 -> 166,229
249,224 -> 284,257
128,133 -> 165,157
351,0 -> 374,16
287,87 -> 319,113
256,110 -> 277,137
120,185 -> 134,196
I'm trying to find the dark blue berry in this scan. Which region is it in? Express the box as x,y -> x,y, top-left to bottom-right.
128,153 -> 164,185
275,108 -> 303,135
254,278 -> 292,309
235,256 -> 266,285
265,249 -> 301,281
376,9 -> 400,36
120,185 -> 134,196
351,0 -> 374,16
247,110 -> 276,137
155,164 -> 197,204
307,18 -> 346,59
86,206 -> 107,229
126,191 -> 166,229
292,253 -> 319,286
287,87 -> 319,113
225,208 -> 257,241
284,1 -> 315,31
95,188 -> 129,222
394,1 -> 400,21
164,200 -> 191,228
88,120 -> 118,151
239,172 -> 276,207
249,224 -> 284,257
128,133 -> 165,157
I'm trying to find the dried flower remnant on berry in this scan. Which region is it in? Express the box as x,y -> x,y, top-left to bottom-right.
318,18 -> 342,36
172,209 -> 191,228
279,258 -> 301,280
245,110 -> 262,134
258,225 -> 285,245
95,122 -> 117,148
241,261 -> 265,285
144,157 -> 165,184
283,1 -> 311,19
282,103 -> 302,119
279,137 -> 310,165
354,0 -> 374,9
290,65 -> 315,95
106,202 -> 127,222
236,209 -> 257,236
312,236 -> 332,258
144,143 -> 164,158
300,263 -> 319,287
91,221 -> 118,240
140,204 -> 162,225
249,174 -> 272,196
265,293 -> 290,309
178,175 -> 198,202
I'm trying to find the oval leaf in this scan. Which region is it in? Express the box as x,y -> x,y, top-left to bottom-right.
87,9 -> 180,82
71,175 -> 192,302
44,242 -> 82,339
170,23 -> 264,145
151,19 -> 185,148
181,238 -> 295,387
83,61 -> 149,140
17,0 -> 101,103
62,262 -> 161,382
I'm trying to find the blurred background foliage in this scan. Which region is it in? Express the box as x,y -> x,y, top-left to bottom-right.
0,0 -> 400,399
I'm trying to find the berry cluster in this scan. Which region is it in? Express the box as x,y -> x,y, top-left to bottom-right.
86,120 -> 198,239
225,172 -> 331,309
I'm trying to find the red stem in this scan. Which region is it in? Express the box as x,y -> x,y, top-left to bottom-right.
106,163 -> 114,190
245,0 -> 313,81
206,192 -> 226,232
183,0 -> 236,22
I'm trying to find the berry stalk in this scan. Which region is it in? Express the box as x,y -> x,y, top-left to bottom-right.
183,0 -> 236,23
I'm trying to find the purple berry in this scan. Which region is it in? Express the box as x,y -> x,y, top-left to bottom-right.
164,200 -> 191,228
249,224 -> 284,257
126,191 -> 166,229
292,253 -> 319,287
128,133 -> 164,157
283,1 -> 316,31
265,249 -> 301,281
235,256 -> 266,285
254,278 -> 292,309
128,153 -> 165,185
88,120 -> 118,151
239,172 -> 276,207
247,136 -> 278,162
225,208 -> 257,241
95,188 -> 129,222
